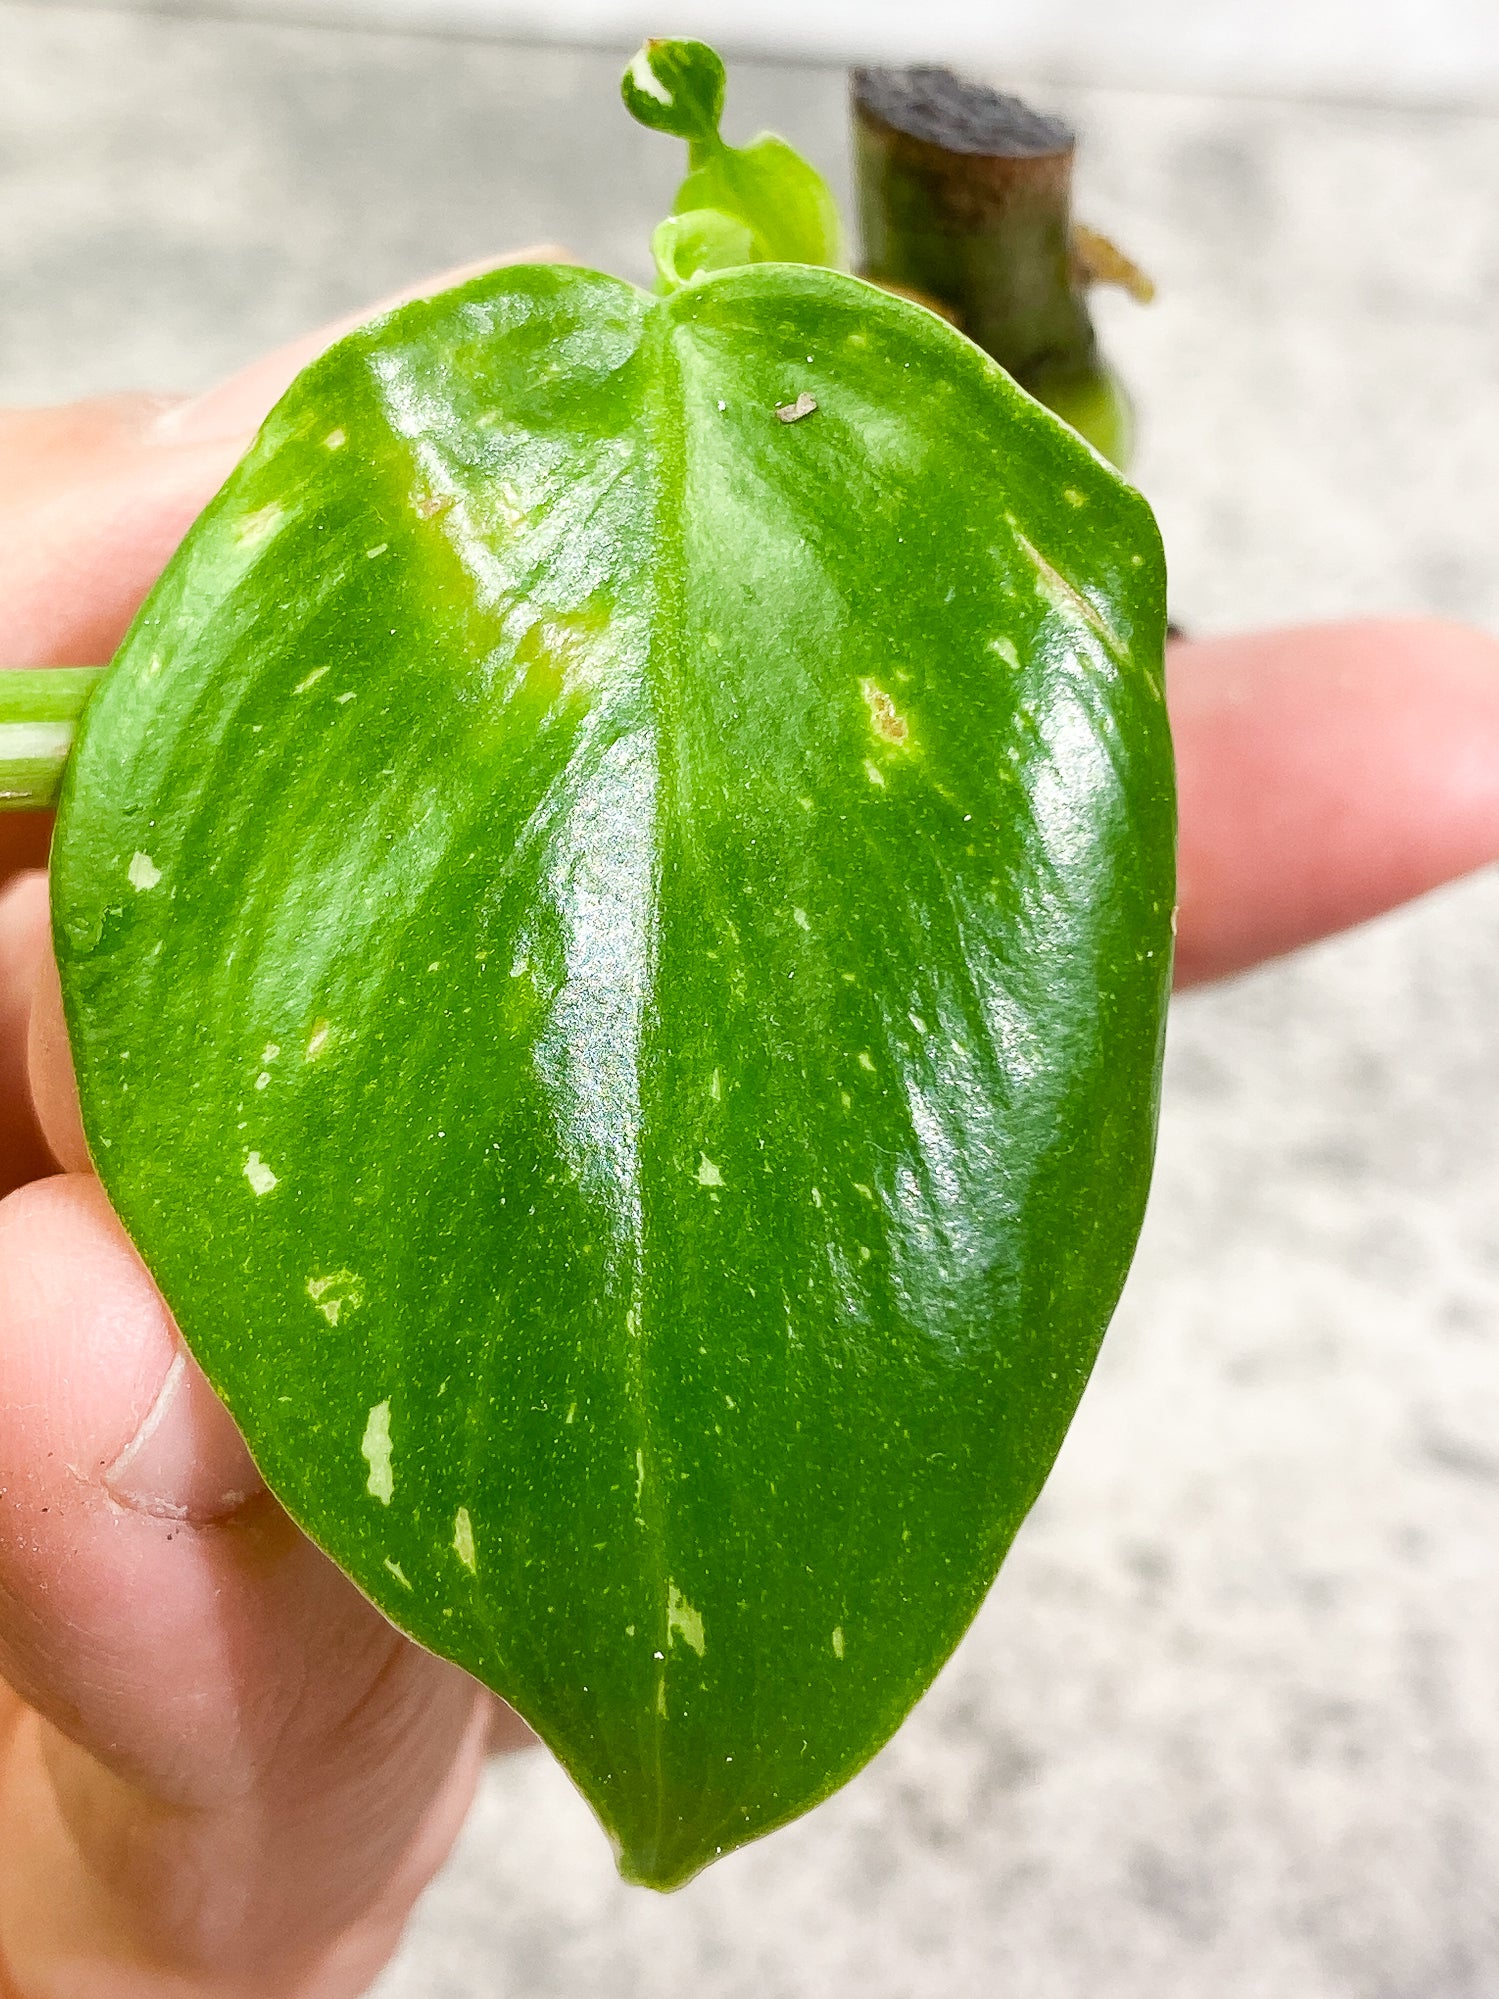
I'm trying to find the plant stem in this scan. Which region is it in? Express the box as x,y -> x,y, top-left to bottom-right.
850,65 -> 1132,466
0,669 -> 103,810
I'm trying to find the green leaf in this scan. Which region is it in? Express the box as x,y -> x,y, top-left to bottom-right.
624,38 -> 844,280
620,37 -> 726,145
650,208 -> 757,292
55,259 -> 1173,1888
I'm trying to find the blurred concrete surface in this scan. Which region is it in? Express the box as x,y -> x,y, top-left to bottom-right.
85,0 -> 1499,108
4,7 -> 1499,1994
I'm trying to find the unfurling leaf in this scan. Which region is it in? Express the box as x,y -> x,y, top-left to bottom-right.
625,36 -> 844,281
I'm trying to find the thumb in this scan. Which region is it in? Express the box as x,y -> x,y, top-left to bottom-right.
0,245 -> 570,673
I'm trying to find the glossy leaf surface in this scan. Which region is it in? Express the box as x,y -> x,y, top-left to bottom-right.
55,260 -> 1173,1887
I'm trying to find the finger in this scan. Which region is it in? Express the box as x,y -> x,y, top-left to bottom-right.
0,1171 -> 488,1990
24,614 -> 1499,1103
26,616 -> 1499,1140
0,244 -> 570,673
1170,618 -> 1499,985
18,915 -> 534,1973
0,398 -> 263,669
26,890 -> 90,1178
0,872 -> 58,1195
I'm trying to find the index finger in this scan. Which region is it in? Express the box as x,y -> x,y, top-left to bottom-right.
1171,618 -> 1499,985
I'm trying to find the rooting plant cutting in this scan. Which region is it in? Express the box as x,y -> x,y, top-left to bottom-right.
10,40 -> 1174,1888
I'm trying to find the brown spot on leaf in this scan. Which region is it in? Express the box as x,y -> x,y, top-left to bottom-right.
860,678 -> 909,744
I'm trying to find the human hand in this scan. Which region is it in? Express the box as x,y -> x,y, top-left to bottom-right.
2,262 -> 1499,1995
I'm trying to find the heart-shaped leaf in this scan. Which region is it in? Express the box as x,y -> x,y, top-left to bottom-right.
55,255 -> 1172,1887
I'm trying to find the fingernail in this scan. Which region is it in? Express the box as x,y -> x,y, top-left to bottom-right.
105,1346 -> 264,1525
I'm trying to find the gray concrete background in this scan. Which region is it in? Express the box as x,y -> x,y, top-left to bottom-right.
4,8 -> 1499,1994
80,0 -> 1499,108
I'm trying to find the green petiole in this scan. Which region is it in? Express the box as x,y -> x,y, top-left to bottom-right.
0,668 -> 103,809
